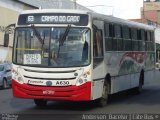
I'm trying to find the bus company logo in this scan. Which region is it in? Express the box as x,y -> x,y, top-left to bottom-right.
46,81 -> 52,86
43,90 -> 55,95
28,80 -> 43,84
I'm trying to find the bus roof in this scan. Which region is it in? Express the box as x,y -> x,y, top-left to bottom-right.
20,9 -> 154,31
91,12 -> 154,31
20,9 -> 90,15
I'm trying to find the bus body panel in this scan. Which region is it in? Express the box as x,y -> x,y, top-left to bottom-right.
92,62 -> 105,100
12,80 -> 91,101
103,50 -> 155,93
12,63 -> 93,101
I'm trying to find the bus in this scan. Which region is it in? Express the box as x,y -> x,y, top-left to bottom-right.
12,9 -> 156,107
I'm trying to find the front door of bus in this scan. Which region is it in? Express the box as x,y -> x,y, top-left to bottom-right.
92,24 -> 105,100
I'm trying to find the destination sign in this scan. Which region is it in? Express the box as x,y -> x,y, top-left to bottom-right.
18,13 -> 88,26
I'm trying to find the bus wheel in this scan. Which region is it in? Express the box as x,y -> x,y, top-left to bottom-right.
34,99 -> 47,107
97,82 -> 109,107
135,72 -> 144,94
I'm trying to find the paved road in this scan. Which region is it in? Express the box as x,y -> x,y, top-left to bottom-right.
0,70 -> 160,120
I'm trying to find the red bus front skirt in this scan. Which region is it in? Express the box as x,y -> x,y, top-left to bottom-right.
12,80 -> 91,101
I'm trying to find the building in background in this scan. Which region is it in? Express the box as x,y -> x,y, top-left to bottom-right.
130,0 -> 160,27
130,0 -> 160,63
130,1 -> 160,37
0,0 -> 37,63
0,0 -> 91,63
130,0 -> 160,40
141,0 -> 160,25
18,0 -> 92,10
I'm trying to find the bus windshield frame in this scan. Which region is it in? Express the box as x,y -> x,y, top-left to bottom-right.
13,26 -> 91,68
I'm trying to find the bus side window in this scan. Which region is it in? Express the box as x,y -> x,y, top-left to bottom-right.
104,23 -> 113,51
131,28 -> 139,51
122,26 -> 132,51
93,26 -> 103,67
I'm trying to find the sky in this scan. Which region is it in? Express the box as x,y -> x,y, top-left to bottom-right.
77,0 -> 143,19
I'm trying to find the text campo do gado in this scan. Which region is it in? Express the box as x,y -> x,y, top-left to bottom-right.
41,16 -> 80,23
27,15 -> 80,23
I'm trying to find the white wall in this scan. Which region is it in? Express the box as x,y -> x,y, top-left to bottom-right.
0,0 -> 26,62
0,47 -> 8,62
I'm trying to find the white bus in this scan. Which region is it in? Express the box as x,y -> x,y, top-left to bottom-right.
12,9 -> 155,107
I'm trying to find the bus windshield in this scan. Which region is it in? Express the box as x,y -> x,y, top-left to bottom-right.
13,27 -> 91,67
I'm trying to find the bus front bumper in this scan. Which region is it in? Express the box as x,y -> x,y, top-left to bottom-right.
12,80 -> 91,101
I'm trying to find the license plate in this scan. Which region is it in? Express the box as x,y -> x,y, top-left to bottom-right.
24,54 -> 41,64
43,90 -> 55,95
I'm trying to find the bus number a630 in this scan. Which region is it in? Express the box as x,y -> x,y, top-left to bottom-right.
56,81 -> 69,86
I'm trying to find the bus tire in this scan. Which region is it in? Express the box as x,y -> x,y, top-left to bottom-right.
97,81 -> 110,107
34,99 -> 47,107
135,71 -> 144,94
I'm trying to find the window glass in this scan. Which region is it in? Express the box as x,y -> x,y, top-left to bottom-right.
147,31 -> 151,41
122,26 -> 130,39
112,39 -> 117,51
131,28 -> 137,40
93,30 -> 103,57
145,31 -> 154,51
137,29 -> 142,40
132,41 -> 139,51
14,27 -> 91,67
104,23 -> 109,37
109,24 -> 114,37
117,39 -> 123,51
151,31 -> 154,41
139,41 -> 145,51
105,38 -> 112,51
105,23 -> 114,51
0,65 -> 4,71
124,40 -> 132,51
104,23 -> 114,37
144,31 -> 147,41
93,28 -> 104,68
114,25 -> 122,38
146,42 -> 154,51
141,30 -> 145,40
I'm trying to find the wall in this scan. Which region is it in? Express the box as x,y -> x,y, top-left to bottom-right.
144,10 -> 157,22
155,28 -> 160,44
157,10 -> 160,24
0,6 -> 19,46
0,0 -> 35,62
144,2 -> 160,11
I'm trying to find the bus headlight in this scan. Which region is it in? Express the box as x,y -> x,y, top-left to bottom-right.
76,70 -> 90,86
17,76 -> 23,84
78,78 -> 84,84
12,68 -> 24,84
76,78 -> 86,86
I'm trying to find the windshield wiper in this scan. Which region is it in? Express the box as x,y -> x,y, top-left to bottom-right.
41,33 -> 46,49
31,25 -> 44,45
31,25 -> 46,50
57,24 -> 71,57
59,24 -> 71,46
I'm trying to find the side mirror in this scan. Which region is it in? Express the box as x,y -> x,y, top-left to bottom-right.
4,33 -> 9,47
155,63 -> 160,70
